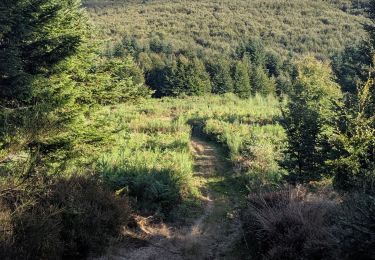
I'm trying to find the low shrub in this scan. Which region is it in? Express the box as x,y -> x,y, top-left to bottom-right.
0,184 -> 63,260
337,193 -> 375,259
0,175 -> 130,259
241,187 -> 339,259
99,158 -> 192,217
241,188 -> 375,259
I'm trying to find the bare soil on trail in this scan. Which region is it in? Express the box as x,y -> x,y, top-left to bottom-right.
99,136 -> 242,260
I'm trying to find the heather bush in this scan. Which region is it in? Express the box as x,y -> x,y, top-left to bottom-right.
0,175 -> 130,259
241,188 -> 339,259
241,187 -> 375,259
337,193 -> 375,259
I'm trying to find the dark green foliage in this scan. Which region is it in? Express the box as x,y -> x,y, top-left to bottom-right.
106,33 -> 289,98
164,56 -> 211,96
282,100 -> 322,182
0,175 -> 130,259
144,54 -> 211,97
233,60 -> 251,98
329,4 -> 375,194
90,57 -> 151,105
332,43 -> 373,94
236,39 -> 278,96
332,1 -> 375,95
275,56 -> 298,96
275,74 -> 293,96
338,193 -> 375,259
141,52 -> 170,97
365,0 -> 375,49
113,37 -> 212,97
0,0 -> 88,168
251,66 -> 276,96
0,0 -> 150,174
0,2 -> 143,257
147,67 -> 170,97
265,51 -> 283,78
100,166 -> 185,216
149,37 -> 173,55
0,0 -> 84,100
331,78 -> 375,194
113,35 -> 144,58
206,57 -> 233,94
235,38 -> 267,67
281,56 -> 342,183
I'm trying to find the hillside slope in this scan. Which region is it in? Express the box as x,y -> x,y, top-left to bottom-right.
85,0 -> 370,58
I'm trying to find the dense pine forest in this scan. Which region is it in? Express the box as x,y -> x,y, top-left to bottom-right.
0,0 -> 374,259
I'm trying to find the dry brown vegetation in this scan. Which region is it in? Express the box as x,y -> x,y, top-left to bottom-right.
0,176 -> 130,259
241,188 -> 375,259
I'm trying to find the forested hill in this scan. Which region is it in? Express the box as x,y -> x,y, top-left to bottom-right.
85,0 -> 370,58
2,0 -> 375,258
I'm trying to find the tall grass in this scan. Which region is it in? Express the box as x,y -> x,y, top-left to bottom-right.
70,94 -> 286,216
176,94 -> 287,189
93,107 -> 195,217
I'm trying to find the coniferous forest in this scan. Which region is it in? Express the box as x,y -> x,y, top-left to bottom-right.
0,0 -> 374,259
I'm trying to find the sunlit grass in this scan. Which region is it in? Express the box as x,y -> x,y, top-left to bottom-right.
74,94 -> 287,216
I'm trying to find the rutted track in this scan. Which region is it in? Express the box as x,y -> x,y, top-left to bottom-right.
99,135 -> 241,260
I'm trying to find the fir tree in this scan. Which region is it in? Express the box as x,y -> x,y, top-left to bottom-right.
265,51 -> 283,77
331,44 -> 372,94
233,60 -> 251,98
281,56 -> 342,183
186,58 -> 212,95
331,3 -> 375,190
251,66 -> 276,96
206,57 -> 233,94
90,57 -> 151,105
164,56 -> 211,96
0,0 -> 89,168
331,78 -> 375,193
235,38 -> 266,67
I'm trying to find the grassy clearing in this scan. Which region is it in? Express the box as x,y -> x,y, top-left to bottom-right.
90,105 -> 196,218
72,94 -> 285,219
177,94 -> 286,190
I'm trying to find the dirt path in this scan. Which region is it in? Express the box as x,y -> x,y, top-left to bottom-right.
100,136 -> 242,260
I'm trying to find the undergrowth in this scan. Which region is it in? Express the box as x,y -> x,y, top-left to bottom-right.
72,94 -> 285,218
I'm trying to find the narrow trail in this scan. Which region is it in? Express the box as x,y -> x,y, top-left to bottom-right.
101,135 -> 242,260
